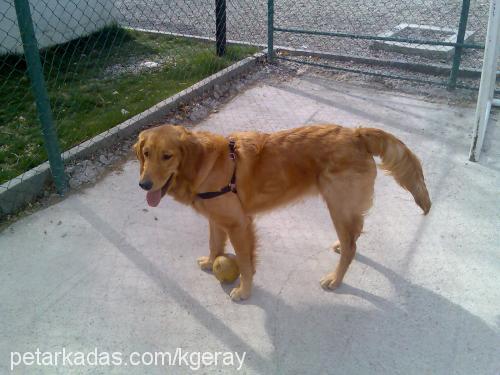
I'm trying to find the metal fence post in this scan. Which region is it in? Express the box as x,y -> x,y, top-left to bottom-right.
469,0 -> 500,161
215,0 -> 226,56
268,0 -> 274,62
14,0 -> 67,194
448,0 -> 471,90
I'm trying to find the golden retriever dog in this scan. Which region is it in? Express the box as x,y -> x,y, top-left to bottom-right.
134,124 -> 431,301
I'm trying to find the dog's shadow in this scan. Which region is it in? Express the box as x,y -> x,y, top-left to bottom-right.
243,253 -> 500,374
74,199 -> 499,375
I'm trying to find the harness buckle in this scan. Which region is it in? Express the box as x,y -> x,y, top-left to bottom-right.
228,139 -> 236,160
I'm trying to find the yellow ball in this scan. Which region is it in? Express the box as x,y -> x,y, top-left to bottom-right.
213,254 -> 239,283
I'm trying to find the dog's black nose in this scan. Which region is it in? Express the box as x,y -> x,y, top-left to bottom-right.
139,180 -> 153,191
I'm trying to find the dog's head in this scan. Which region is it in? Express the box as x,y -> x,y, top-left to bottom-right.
134,124 -> 193,207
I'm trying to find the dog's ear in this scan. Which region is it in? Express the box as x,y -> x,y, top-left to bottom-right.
172,125 -> 194,151
177,129 -> 203,183
133,133 -> 146,174
172,125 -> 192,138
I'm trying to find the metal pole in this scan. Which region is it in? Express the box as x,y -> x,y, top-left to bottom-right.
448,0 -> 471,90
469,0 -> 500,161
268,0 -> 274,62
14,0 -> 67,193
273,27 -> 483,49
215,0 -> 226,56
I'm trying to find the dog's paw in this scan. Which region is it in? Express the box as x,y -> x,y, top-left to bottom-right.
320,273 -> 341,290
332,241 -> 341,254
197,256 -> 213,271
230,286 -> 250,301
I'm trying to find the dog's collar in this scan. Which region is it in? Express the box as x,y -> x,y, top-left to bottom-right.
197,139 -> 237,200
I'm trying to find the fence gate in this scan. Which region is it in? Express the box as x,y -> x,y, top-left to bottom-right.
267,0 -> 491,91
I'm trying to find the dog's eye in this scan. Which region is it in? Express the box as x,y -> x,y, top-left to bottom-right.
163,154 -> 172,161
144,151 -> 149,158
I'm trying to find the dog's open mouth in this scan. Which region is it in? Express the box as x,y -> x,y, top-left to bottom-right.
146,174 -> 173,207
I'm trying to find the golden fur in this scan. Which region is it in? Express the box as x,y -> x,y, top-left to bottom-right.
134,124 -> 431,301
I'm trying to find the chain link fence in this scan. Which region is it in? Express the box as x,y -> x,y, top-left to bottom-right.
0,0 -> 261,217
0,0 -> 493,218
118,0 -> 491,84
269,0 -> 490,90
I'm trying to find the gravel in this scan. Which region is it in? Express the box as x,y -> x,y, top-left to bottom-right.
103,56 -> 175,78
99,155 -> 109,165
188,105 -> 209,122
115,0 -> 489,72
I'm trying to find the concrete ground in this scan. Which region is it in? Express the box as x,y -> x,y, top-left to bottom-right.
1,75 -> 499,374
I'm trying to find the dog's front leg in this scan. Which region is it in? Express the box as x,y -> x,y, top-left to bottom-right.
226,217 -> 256,301
197,220 -> 227,270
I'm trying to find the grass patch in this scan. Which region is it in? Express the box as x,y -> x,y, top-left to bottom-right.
0,26 -> 258,184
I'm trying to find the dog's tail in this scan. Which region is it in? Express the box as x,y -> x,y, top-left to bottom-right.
355,128 -> 431,214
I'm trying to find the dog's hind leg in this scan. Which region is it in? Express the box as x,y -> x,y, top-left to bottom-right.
319,170 -> 375,290
320,211 -> 364,289
197,220 -> 227,270
332,231 -> 362,254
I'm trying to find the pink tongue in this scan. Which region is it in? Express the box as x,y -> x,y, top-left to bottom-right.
146,190 -> 162,207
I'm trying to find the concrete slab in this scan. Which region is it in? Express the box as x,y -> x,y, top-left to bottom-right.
1,75 -> 499,374
371,23 -> 476,60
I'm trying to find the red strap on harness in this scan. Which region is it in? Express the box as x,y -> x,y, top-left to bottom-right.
197,139 -> 237,200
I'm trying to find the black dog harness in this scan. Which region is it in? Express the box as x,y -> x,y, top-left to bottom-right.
197,139 -> 237,199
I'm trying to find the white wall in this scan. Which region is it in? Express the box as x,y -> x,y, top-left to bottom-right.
0,0 -> 117,54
